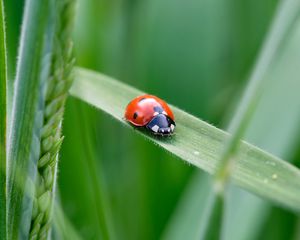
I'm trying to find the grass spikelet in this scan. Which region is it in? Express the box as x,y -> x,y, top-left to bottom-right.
28,1 -> 75,239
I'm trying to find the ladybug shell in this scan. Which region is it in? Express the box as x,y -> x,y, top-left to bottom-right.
124,95 -> 175,127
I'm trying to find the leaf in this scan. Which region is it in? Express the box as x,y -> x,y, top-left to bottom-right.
0,0 -> 7,239
199,189 -> 224,240
52,201 -> 83,240
70,67 -> 300,212
58,99 -> 107,239
66,101 -> 114,240
7,0 -> 55,238
162,173 -> 211,240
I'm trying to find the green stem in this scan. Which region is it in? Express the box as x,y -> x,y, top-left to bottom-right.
74,103 -> 111,240
53,201 -> 82,240
198,190 -> 224,240
0,0 -> 7,239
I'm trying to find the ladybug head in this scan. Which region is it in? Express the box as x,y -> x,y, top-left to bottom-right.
146,113 -> 175,135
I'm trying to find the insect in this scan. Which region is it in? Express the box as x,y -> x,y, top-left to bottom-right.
124,94 -> 176,136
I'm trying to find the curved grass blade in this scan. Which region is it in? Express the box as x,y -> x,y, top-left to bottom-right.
70,67 -> 300,212
0,0 -> 7,239
7,0 -> 54,238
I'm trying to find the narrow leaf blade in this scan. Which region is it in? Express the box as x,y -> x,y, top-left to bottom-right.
70,68 -> 300,212
0,0 -> 7,239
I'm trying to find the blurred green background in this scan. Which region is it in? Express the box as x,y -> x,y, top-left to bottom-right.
5,0 -> 300,239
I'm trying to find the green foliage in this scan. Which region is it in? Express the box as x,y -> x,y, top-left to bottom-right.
70,68 -> 300,212
59,99 -> 113,239
63,1 -> 281,238
198,190 -> 224,240
0,0 -> 7,239
53,202 -> 82,240
5,0 -> 300,239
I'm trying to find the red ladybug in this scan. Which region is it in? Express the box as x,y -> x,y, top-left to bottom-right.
124,94 -> 176,136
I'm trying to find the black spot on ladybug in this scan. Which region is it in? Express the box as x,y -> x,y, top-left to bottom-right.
138,98 -> 146,102
153,106 -> 163,113
133,112 -> 138,119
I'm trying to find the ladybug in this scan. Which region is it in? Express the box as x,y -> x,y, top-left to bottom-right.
124,94 -> 176,136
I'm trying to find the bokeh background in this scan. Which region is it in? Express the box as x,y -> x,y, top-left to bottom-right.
5,0 -> 300,239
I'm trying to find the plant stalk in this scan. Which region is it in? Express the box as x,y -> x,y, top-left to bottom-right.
0,0 -> 7,239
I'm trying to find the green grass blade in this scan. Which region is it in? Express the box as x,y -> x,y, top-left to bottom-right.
70,101 -> 111,239
60,99 -> 119,239
70,67 -> 300,212
198,190 -> 223,240
0,0 -> 7,239
53,202 -> 83,240
162,173 -> 211,240
7,0 -> 53,238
